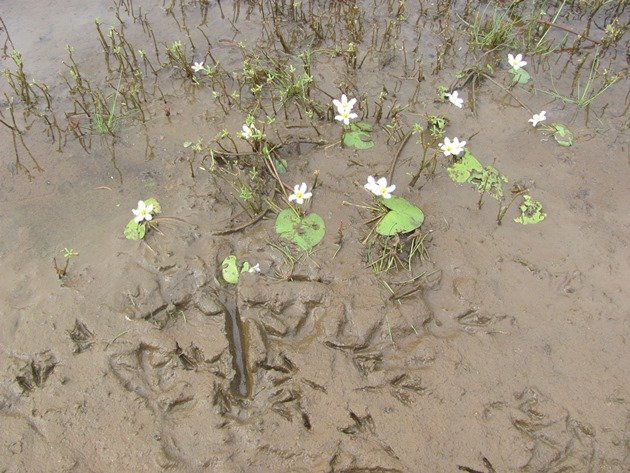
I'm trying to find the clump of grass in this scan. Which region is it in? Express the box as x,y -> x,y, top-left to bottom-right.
366,230 -> 429,274
91,73 -> 122,135
464,5 -> 516,51
544,56 -> 620,109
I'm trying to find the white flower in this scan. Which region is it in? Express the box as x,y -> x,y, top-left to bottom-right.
191,61 -> 204,73
528,111 -> 547,127
248,263 -> 261,273
240,124 -> 258,140
333,94 -> 357,114
132,200 -> 154,223
335,109 -> 358,125
439,137 -> 467,157
508,53 -> 527,71
288,183 -> 312,205
364,176 -> 396,199
445,90 -> 464,108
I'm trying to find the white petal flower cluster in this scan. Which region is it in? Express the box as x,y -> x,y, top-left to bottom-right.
528,111 -> 547,127
191,61 -> 205,73
132,201 -> 154,223
288,183 -> 313,205
333,94 -> 358,125
439,137 -> 467,157
364,176 -> 396,199
241,123 -> 259,140
445,90 -> 464,108
508,53 -> 527,71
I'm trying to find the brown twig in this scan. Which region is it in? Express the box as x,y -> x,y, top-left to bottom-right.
388,129 -> 413,183
212,189 -> 276,236
536,19 -> 600,45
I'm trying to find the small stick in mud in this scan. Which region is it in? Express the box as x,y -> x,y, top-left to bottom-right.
53,257 -> 69,279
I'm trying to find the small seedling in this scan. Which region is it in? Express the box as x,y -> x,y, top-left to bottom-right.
427,115 -> 447,138
53,247 -> 78,279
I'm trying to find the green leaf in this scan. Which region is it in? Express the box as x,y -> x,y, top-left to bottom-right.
275,209 -> 326,251
273,158 -> 288,174
514,195 -> 546,225
124,219 -> 146,240
510,68 -> 530,84
343,122 -> 374,150
241,262 -> 251,273
221,255 -> 241,284
376,196 -> 424,236
552,123 -> 573,147
143,198 -> 161,214
447,149 -> 484,183
469,165 -> 508,200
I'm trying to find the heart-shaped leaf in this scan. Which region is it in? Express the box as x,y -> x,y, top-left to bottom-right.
275,209 -> 325,250
221,255 -> 240,284
376,196 -> 424,236
343,122 -> 374,150
552,123 -> 573,147
447,149 -> 484,183
124,220 -> 146,240
510,68 -> 530,84
143,198 -> 161,214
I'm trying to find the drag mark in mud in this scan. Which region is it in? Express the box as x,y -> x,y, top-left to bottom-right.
216,289 -> 251,398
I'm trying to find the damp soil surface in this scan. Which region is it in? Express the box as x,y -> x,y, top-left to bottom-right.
1,1 -> 628,472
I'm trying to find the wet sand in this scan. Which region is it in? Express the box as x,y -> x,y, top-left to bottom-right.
0,1 -> 628,471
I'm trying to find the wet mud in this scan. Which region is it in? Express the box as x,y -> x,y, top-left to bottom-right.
0,0 -> 628,472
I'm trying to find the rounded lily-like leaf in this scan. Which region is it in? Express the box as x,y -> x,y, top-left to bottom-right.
552,124 -> 573,147
510,68 -> 531,84
447,149 -> 484,183
343,123 -> 374,150
275,209 -> 325,251
221,255 -> 240,284
376,196 -> 424,236
124,220 -> 146,240
143,198 -> 161,214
